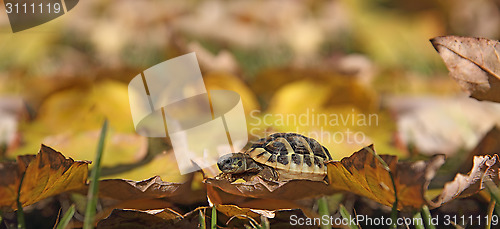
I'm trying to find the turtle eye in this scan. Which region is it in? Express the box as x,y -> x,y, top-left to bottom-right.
237,161 -> 242,167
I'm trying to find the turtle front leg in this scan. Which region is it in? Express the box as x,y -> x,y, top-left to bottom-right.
258,166 -> 279,181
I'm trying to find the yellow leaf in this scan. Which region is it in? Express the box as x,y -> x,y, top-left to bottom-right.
203,71 -> 260,115
35,80 -> 133,133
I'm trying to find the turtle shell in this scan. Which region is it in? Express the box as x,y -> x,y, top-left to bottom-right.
247,133 -> 332,181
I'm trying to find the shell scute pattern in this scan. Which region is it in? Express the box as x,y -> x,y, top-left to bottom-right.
247,133 -> 332,181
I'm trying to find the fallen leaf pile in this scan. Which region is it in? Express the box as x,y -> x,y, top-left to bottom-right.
3,135 -> 500,227
97,205 -> 308,229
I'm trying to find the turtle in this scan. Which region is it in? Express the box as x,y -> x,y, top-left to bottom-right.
217,132 -> 332,182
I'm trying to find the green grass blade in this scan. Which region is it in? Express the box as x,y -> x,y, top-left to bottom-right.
421,205 -> 436,229
211,205 -> 217,229
83,120 -> 108,229
486,181 -> 500,216
339,204 -> 359,229
260,215 -> 269,229
389,201 -> 398,229
413,211 -> 425,229
199,209 -> 206,229
365,146 -> 398,229
318,196 -> 330,229
486,199 -> 495,229
56,205 -> 75,229
16,173 -> 26,229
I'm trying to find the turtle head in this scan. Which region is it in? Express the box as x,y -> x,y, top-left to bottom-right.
217,153 -> 250,174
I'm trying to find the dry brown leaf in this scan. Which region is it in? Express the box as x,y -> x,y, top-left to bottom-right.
0,145 -> 88,210
71,173 -> 207,226
75,176 -> 201,223
214,205 -> 313,228
327,145 -> 445,211
236,198 -> 320,220
205,175 -> 334,200
432,154 -> 500,206
97,205 -> 309,229
431,36 -> 500,102
206,182 -> 320,218
96,208 -> 183,229
216,204 -> 266,220
96,176 -> 183,200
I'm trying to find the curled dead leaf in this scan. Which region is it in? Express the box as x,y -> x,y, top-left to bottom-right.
205,175 -> 334,200
459,126 -> 500,174
432,154 -> 500,206
205,181 -> 321,219
96,176 -> 183,200
431,36 -> 500,103
97,205 -> 309,229
72,173 -> 207,226
96,208 -> 183,229
327,145 -> 445,211
75,176 -> 201,224
0,145 -> 89,210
